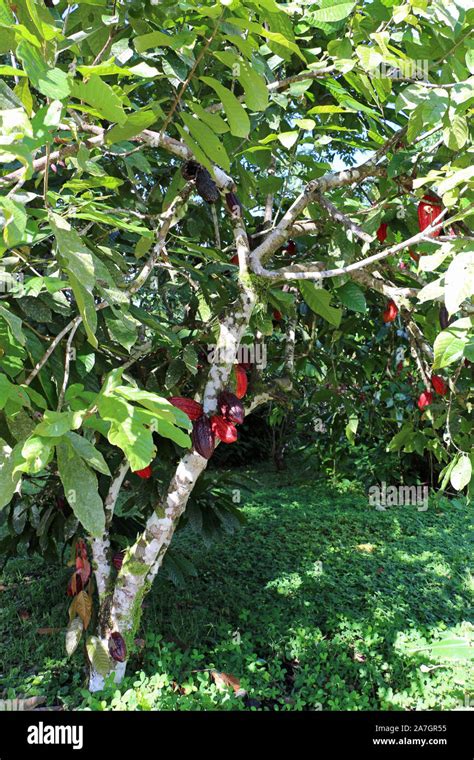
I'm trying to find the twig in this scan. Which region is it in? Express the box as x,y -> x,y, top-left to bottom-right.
56,319 -> 81,411
158,16 -> 222,141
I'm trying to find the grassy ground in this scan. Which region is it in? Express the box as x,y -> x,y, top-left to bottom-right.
1,467 -> 473,711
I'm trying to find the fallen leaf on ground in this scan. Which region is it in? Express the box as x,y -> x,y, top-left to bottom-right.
356,543 -> 376,553
210,670 -> 246,696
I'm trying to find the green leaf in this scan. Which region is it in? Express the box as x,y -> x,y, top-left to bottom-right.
34,410 -> 76,437
155,418 -> 192,448
86,636 -> 111,676
299,283 -> 342,327
445,252 -> 474,315
66,616 -> 83,657
345,414 -> 358,444
450,454 -> 472,491
71,76 -> 126,125
432,319 -> 471,370
0,304 -> 26,345
0,197 -> 27,246
236,60 -> 270,111
180,113 -> 230,171
68,272 -> 98,349
175,125 -> 214,174
98,394 -> 156,472
336,282 -> 367,313
200,77 -> 250,137
56,440 -> 105,537
309,0 -> 356,24
443,113 -> 468,151
105,314 -> 138,352
16,40 -> 70,99
65,431 -> 111,476
277,131 -> 298,149
187,100 -> 229,135
18,435 -> 53,474
259,30 -> 305,63
134,30 -> 178,53
105,110 -> 157,144
49,214 -> 98,348
0,440 -> 23,509
113,386 -> 189,427
387,424 -> 414,452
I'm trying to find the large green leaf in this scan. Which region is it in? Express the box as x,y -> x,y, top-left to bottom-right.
180,113 -> 230,171
65,431 -> 111,476
16,40 -> 70,99
299,283 -> 342,327
444,252 -> 474,315
432,318 -> 472,370
86,636 -> 111,676
0,304 -> 26,345
98,394 -> 156,472
71,76 -> 127,125
49,214 -> 98,348
236,61 -> 270,111
56,439 -> 105,537
0,440 -> 23,509
308,0 -> 356,25
105,110 -> 157,144
200,77 -> 250,137
450,454 -> 472,491
336,282 -> 367,313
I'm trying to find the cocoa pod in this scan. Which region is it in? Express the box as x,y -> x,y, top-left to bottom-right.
195,167 -> 219,203
192,415 -> 215,459
169,396 -> 203,421
225,192 -> 241,217
108,632 -> 127,663
234,364 -> 248,399
439,305 -> 450,330
134,465 -> 152,479
112,551 -> 125,571
181,160 -> 200,180
218,391 -> 244,425
210,415 -> 238,444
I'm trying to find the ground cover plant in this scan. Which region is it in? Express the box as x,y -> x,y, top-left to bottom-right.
1,468 -> 473,710
0,0 -> 472,706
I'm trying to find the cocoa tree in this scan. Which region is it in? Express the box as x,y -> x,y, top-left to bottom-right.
0,0 -> 472,690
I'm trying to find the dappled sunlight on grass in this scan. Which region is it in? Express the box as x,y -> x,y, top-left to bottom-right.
1,469 -> 472,710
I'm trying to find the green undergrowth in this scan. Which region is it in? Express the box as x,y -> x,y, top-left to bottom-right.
1,466 -> 473,711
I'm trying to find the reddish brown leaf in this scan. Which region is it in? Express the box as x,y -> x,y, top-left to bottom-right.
69,590 -> 92,629
210,670 -> 242,694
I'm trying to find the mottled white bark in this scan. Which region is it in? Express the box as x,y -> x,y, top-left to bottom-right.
89,218 -> 257,691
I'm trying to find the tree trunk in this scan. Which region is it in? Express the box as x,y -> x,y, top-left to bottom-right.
88,230 -> 257,691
